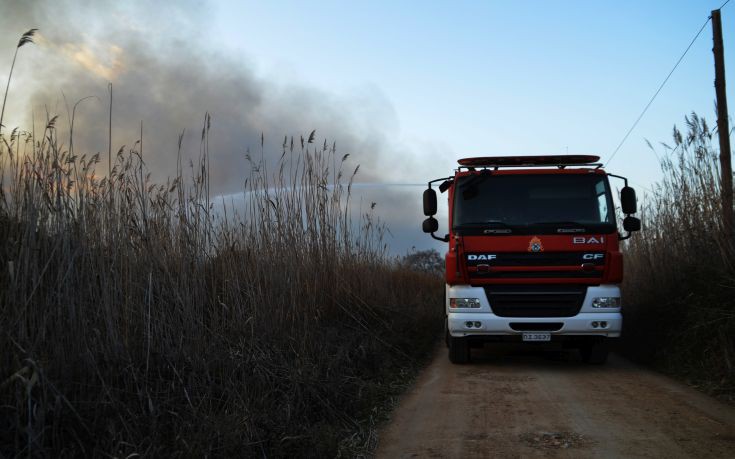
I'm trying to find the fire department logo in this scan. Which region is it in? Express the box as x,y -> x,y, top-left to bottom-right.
528,236 -> 544,252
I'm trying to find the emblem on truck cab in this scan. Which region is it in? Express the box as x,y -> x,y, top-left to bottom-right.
527,236 -> 544,252
467,254 -> 497,261
573,236 -> 605,244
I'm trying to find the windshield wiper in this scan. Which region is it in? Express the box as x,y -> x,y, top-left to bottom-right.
459,220 -> 513,226
532,220 -> 588,226
531,221 -> 591,233
456,220 -> 517,233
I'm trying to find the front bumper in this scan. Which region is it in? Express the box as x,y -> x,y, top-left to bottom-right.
446,284 -> 622,338
448,312 -> 621,338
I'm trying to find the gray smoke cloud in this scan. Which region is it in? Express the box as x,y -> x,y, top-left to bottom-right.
0,0 -> 446,254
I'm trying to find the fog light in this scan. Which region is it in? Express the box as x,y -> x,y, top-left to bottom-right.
466,321 -> 474,328
591,321 -> 599,328
450,298 -> 481,309
600,321 -> 608,328
474,321 -> 481,328
592,297 -> 621,308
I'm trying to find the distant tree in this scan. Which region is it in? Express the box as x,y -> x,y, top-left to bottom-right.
400,248 -> 444,275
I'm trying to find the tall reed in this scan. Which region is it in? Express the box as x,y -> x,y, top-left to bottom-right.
622,113 -> 735,399
0,105 -> 442,456
0,29 -> 37,137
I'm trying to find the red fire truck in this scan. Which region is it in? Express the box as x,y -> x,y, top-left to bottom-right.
422,155 -> 640,364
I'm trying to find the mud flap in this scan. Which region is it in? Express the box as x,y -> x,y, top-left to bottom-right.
449,336 -> 470,364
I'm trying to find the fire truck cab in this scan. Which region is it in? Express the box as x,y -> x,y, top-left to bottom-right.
422,155 -> 640,364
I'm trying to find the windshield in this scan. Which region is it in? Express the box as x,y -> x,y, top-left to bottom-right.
453,173 -> 615,234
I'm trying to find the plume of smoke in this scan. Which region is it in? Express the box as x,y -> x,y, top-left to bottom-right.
0,0 -> 452,253
0,0 -> 405,195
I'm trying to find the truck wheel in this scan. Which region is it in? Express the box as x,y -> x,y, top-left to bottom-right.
449,336 -> 470,364
444,318 -> 449,348
580,339 -> 608,364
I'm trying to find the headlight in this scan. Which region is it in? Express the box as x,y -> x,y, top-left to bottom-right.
591,297 -> 621,308
449,298 -> 481,309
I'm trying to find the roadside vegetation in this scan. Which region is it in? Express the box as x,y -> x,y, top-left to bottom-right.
0,32 -> 442,459
398,248 -> 444,276
0,116 -> 443,457
621,113 -> 735,401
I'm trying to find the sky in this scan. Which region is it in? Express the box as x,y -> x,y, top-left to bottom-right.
1,0 -> 733,254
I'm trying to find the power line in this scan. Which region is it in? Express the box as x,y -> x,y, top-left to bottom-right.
607,0 -> 733,167
605,17 -> 711,167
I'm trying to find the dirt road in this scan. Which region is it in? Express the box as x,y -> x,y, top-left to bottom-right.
376,345 -> 735,458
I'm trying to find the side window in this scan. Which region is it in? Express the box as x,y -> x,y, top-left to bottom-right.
595,181 -> 608,222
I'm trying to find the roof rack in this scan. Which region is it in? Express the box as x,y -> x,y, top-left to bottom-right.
458,155 -> 602,170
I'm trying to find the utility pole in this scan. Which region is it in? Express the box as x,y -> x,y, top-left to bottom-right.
712,8 -> 734,243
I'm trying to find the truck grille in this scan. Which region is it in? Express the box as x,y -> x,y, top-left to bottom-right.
466,252 -> 605,280
469,252 -> 604,267
484,285 -> 587,317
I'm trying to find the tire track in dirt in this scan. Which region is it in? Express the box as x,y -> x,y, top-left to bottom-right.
377,345 -> 735,458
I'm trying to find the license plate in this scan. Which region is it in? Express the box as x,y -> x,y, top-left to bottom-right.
522,332 -> 551,342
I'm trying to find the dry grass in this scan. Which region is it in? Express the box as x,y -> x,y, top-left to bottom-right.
621,113 -> 735,401
0,105 -> 442,456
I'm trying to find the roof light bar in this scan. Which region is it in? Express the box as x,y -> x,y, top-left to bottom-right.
458,155 -> 601,168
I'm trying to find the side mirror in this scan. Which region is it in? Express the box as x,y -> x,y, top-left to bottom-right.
423,188 -> 437,216
422,217 -> 439,233
623,216 -> 641,232
621,186 -> 637,214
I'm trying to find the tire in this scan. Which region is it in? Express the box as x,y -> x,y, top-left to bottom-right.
444,317 -> 449,348
449,336 -> 470,364
580,339 -> 608,364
